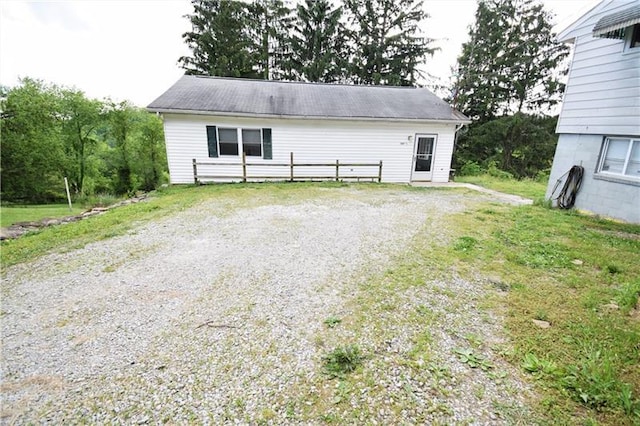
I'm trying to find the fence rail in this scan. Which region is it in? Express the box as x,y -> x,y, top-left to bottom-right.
193,152 -> 383,184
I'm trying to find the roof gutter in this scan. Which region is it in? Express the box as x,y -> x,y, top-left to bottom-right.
146,108 -> 471,125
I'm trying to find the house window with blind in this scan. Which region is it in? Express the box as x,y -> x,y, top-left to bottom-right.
597,137 -> 640,179
205,126 -> 272,159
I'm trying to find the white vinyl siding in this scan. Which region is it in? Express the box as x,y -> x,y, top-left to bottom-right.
162,114 -> 457,184
556,0 -> 640,136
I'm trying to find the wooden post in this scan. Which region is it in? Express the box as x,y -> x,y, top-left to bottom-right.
64,177 -> 73,211
192,159 -> 198,184
242,152 -> 247,183
290,152 -> 294,182
336,160 -> 339,181
378,160 -> 383,183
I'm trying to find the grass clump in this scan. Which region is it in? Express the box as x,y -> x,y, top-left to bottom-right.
322,345 -> 364,379
453,236 -> 478,252
560,348 -> 637,413
323,316 -> 342,328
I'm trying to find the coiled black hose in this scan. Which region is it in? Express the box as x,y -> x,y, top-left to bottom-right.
551,165 -> 584,209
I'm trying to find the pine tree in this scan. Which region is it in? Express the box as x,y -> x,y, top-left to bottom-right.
179,0 -> 259,78
451,0 -> 569,178
343,0 -> 435,86
247,0 -> 294,80
452,0 -> 569,121
288,0 -> 347,83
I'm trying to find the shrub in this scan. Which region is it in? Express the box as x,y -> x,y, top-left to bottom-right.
487,161 -> 514,180
459,161 -> 484,176
535,169 -> 551,183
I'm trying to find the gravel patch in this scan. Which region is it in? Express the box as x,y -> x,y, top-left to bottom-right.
1,186 -> 532,424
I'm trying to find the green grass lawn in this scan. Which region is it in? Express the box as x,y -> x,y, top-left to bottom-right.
446,203 -> 640,424
455,174 -> 548,200
1,204 -> 85,228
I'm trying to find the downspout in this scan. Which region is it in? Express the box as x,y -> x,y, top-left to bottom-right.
451,123 -> 467,181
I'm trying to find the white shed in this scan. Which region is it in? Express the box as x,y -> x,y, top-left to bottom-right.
147,75 -> 469,184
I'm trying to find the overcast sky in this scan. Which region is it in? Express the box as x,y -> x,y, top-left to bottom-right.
0,0 -> 600,107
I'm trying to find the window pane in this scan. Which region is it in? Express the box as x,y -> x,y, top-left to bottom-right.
219,142 -> 239,156
243,143 -> 262,157
624,140 -> 640,177
218,128 -> 238,142
242,129 -> 261,144
242,129 -> 262,157
602,138 -> 628,174
631,24 -> 640,48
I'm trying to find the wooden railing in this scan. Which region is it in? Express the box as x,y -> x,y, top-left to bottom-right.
193,152 -> 383,184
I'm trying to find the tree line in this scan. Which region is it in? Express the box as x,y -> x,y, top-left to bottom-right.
180,0 -> 435,86
1,79 -> 167,203
181,0 -> 569,179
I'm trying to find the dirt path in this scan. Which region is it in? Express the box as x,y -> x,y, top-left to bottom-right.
1,187 -> 533,424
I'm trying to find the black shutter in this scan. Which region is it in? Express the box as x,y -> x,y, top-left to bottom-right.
206,126 -> 218,158
262,128 -> 272,160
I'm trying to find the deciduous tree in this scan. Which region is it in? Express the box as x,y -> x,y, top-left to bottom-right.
59,89 -> 103,194
0,79 -> 66,202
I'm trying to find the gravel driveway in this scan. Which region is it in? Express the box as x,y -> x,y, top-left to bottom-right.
1,186 -> 533,424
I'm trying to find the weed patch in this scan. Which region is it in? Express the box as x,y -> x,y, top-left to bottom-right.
453,347 -> 494,371
323,316 -> 342,328
322,345 -> 364,379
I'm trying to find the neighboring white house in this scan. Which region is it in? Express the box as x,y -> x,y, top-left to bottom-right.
147,75 -> 469,184
546,0 -> 640,223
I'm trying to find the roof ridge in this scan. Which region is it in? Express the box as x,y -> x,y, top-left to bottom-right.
190,74 -> 422,90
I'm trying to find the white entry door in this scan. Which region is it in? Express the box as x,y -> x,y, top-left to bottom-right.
411,135 -> 436,181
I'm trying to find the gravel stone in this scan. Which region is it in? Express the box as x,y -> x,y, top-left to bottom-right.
1,186 -> 532,424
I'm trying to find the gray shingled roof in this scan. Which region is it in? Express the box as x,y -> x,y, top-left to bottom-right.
147,75 -> 468,122
593,4 -> 640,37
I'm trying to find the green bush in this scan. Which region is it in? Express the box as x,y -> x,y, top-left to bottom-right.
459,161 -> 484,176
535,169 -> 551,184
487,161 -> 514,180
